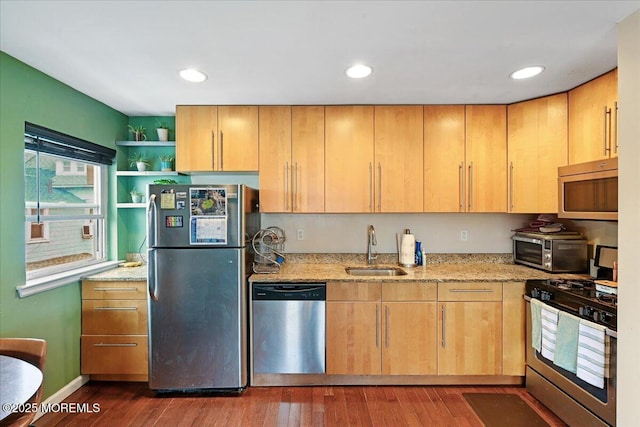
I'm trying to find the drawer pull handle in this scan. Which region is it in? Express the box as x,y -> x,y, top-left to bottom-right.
93,287 -> 137,292
94,307 -> 138,311
448,289 -> 494,293
93,343 -> 137,347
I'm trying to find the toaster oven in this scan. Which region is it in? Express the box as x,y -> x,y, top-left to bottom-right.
513,231 -> 587,273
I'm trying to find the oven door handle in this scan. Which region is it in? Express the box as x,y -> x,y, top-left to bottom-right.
524,295 -> 617,338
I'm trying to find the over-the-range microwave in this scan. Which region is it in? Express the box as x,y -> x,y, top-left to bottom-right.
558,157 -> 618,221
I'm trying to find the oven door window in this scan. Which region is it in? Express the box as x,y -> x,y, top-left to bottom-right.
515,241 -> 542,266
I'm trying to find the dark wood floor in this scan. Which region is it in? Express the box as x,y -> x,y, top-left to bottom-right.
35,382 -> 567,426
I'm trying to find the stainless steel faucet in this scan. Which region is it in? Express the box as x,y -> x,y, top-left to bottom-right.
367,224 -> 378,264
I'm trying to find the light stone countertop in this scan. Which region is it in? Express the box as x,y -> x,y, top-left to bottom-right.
249,262 -> 566,283
83,253 -> 587,283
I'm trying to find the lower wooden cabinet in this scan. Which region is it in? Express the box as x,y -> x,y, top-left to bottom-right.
81,280 -> 148,381
437,282 -> 503,375
325,281 -> 524,380
326,282 -> 437,376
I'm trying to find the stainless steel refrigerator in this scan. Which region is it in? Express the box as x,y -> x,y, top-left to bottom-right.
147,184 -> 259,392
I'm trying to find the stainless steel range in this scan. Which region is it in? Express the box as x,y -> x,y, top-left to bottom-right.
525,279 -> 617,426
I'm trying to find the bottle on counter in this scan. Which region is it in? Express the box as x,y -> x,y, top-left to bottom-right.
415,240 -> 423,266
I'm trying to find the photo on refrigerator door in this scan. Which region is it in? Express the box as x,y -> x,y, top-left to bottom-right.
190,187 -> 228,245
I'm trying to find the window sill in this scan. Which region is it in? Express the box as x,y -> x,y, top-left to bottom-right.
17,261 -> 122,298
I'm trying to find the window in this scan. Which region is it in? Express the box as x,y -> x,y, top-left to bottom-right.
23,123 -> 116,283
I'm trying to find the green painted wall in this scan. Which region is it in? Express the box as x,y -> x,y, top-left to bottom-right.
0,52 -> 128,398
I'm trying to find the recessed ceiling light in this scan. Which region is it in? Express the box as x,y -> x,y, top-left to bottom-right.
179,68 -> 207,83
346,64 -> 373,79
509,66 -> 545,80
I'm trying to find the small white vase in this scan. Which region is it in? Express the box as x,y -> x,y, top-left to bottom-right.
131,194 -> 142,203
157,128 -> 169,142
136,161 -> 147,172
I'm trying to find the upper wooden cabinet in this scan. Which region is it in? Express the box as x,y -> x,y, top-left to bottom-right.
374,106 -> 424,212
325,106 -> 375,212
465,105 -> 508,212
424,105 -> 507,212
508,93 -> 568,213
424,105 -> 466,212
568,69 -> 618,164
259,106 -> 325,213
176,105 -> 259,172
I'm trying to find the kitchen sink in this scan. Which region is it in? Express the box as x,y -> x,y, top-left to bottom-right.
345,266 -> 407,276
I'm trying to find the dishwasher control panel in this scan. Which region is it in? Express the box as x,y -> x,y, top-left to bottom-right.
252,283 -> 326,300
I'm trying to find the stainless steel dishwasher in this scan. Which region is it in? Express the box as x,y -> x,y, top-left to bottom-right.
251,283 -> 325,375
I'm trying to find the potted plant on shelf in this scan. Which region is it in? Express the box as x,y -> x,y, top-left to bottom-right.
159,155 -> 174,171
128,125 -> 146,142
155,120 -> 170,142
129,188 -> 144,203
128,152 -> 150,172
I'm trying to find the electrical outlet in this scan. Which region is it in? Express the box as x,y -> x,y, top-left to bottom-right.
460,230 -> 468,241
297,229 -> 304,240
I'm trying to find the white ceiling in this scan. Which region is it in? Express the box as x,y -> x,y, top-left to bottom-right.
1,1 -> 639,116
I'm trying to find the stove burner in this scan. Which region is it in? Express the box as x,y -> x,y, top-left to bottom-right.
597,293 -> 617,305
546,279 -> 595,290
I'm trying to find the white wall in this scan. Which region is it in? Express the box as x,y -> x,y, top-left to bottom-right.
262,213 -> 536,253
616,9 -> 640,426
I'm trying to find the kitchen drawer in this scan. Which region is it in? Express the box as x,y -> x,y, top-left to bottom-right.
82,300 -> 147,335
81,335 -> 148,375
327,282 -> 381,301
438,282 -> 503,301
382,282 -> 437,301
82,280 -> 147,300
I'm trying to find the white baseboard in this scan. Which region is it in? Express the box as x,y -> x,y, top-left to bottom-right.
34,374 -> 90,421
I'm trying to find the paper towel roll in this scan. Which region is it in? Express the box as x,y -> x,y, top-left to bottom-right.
400,233 -> 416,267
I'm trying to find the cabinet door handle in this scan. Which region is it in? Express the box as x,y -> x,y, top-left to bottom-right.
369,162 -> 374,212
94,306 -> 138,311
93,343 -> 137,347
448,288 -> 495,293
441,305 -> 446,348
293,162 -> 298,212
92,287 -> 137,292
603,106 -> 612,155
219,131 -> 224,170
509,162 -> 514,212
284,162 -> 290,211
211,131 -> 215,170
468,162 -> 474,211
459,162 -> 465,212
385,305 -> 390,348
377,162 -> 382,212
375,305 -> 380,348
614,102 -> 619,154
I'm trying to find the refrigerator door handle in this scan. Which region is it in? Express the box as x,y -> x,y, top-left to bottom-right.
148,248 -> 158,301
147,194 -> 158,248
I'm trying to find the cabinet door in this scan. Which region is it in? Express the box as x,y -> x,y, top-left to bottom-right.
382,302 -> 437,375
508,94 -> 568,213
438,301 -> 503,375
503,282 -> 526,376
465,105 -> 507,212
326,301 -> 380,375
218,106 -> 259,171
374,106 -> 424,212
292,106 -> 325,213
568,69 -> 618,164
176,105 -> 217,172
424,105 -> 466,212
259,106 -> 292,212
325,106 -> 374,212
